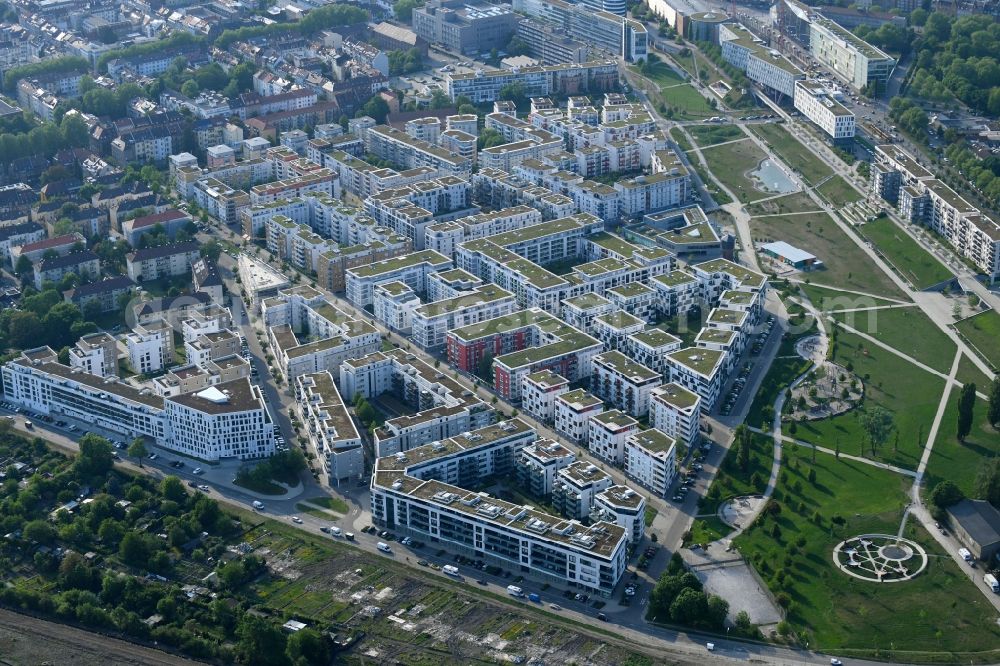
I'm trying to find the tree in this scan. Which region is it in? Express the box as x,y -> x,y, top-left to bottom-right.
357,95 -> 389,123
118,532 -> 150,567
14,254 -> 31,275
735,425 -> 751,472
160,476 -> 188,504
23,519 -> 56,545
286,628 -> 330,666
706,594 -> 729,629
974,458 -> 1000,509
75,434 -> 114,477
393,0 -> 422,22
859,406 -> 894,456
957,382 -> 976,442
236,615 -> 288,666
127,437 -> 147,467
477,352 -> 494,381
929,479 -> 965,510
669,587 -> 709,625
988,378 -> 1000,429
200,239 -> 222,262
506,36 -> 531,56
181,79 -> 200,98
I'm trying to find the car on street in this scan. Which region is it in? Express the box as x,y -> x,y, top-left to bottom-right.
706,642 -> 715,651
830,660 -> 842,666
148,453 -> 158,460
198,485 -> 210,492
291,516 -> 303,524
192,467 -> 203,474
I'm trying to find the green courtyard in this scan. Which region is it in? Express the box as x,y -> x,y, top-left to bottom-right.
701,139 -> 771,203
955,308 -> 1000,371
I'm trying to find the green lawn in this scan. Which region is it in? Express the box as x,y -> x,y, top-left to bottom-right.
644,505 -> 658,528
686,158 -> 733,205
745,191 -> 821,216
799,283 -> 906,310
955,353 -> 993,390
735,452 -> 1000,655
748,123 -> 833,186
701,139 -> 769,203
631,55 -> 686,88
795,327 -> 944,471
688,124 -> 744,148
669,126 -> 692,152
816,175 -> 862,206
924,395 -> 1000,496
662,83 -> 716,120
830,307 -> 956,374
750,213 -> 906,299
955,309 -> 1000,371
233,476 -> 287,495
859,218 -> 953,289
308,495 -> 350,513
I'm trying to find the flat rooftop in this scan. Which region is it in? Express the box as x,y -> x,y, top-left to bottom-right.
556,388 -> 603,411
652,382 -> 700,410
592,409 -> 639,431
630,328 -> 681,349
594,350 -> 660,382
667,347 -> 726,377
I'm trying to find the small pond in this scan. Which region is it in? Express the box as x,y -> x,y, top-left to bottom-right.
750,159 -> 797,194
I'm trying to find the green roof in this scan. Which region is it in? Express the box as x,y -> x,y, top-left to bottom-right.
506,257 -> 567,290
558,388 -> 602,408
592,409 -> 639,429
629,428 -> 676,454
696,328 -> 735,344
667,347 -> 725,377
348,250 -> 451,278
574,257 -> 632,278
653,270 -> 697,288
608,282 -> 655,298
693,259 -> 765,288
630,328 -> 680,348
595,311 -> 644,330
526,369 -> 569,386
707,308 -> 747,325
652,383 -> 700,409
449,309 -> 548,342
563,293 -> 612,310
594,350 -> 659,381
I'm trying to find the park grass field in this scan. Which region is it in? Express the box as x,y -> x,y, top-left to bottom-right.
701,139 -> 769,203
816,175 -> 862,205
830,307 -> 956,374
669,126 -> 693,152
955,308 -> 1000,370
734,451 -> 1000,656
748,123 -> 833,186
925,394 -> 1000,496
662,83 -> 716,120
798,283 -> 907,310
688,124 -> 744,147
794,327 -> 944,472
750,213 -> 906,299
745,191 -> 820,216
631,55 -> 686,88
859,218 -> 953,290
955,353 -> 993,390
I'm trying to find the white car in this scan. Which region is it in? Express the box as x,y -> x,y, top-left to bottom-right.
192,467 -> 203,475
291,516 -> 303,524
830,660 -> 842,666
198,485 -> 210,492
706,643 -> 715,651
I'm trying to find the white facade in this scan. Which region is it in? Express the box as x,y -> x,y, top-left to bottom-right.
296,371 -> 364,485
163,381 -> 275,461
793,81 -> 855,140
587,409 -> 639,465
649,383 -> 702,450
126,322 -> 173,375
520,370 -> 570,424
345,249 -> 453,308
554,388 -> 604,443
591,350 -> 662,418
624,429 -> 677,498
593,485 -> 646,544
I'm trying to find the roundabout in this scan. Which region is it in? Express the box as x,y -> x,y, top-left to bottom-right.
832,534 -> 928,583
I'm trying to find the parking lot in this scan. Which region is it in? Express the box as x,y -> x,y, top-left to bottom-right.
719,314 -> 775,417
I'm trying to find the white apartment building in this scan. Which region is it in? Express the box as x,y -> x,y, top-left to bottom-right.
126,241 -> 201,282
340,349 -> 495,457
561,293 -> 616,335
553,460 -> 614,520
649,383 -> 702,450
665,347 -> 727,411
2,349 -> 272,460
593,485 -> 646,544
793,80 -> 855,140
588,409 -> 640,465
345,249 -> 453,308
426,268 -> 484,301
515,438 -> 576,497
411,284 -> 517,349
520,370 -> 570,424
68,333 -> 118,379
164,380 -> 274,460
624,428 -> 677,498
184,330 -> 240,369
126,320 -> 173,375
626,329 -> 682,376
591,311 -> 645,352
371,419 -> 628,595
425,205 -> 542,258
296,371 -> 364,485
554,388 -> 604,443
364,124 -> 472,176
262,285 -> 381,380
373,281 -> 422,331
606,283 -> 657,322
591,351 -> 662,418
